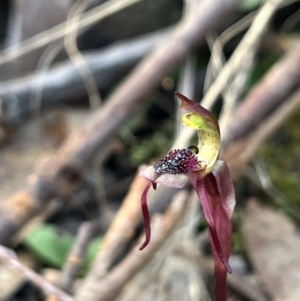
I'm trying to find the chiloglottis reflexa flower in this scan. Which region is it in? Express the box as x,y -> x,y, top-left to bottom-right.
139,92 -> 236,301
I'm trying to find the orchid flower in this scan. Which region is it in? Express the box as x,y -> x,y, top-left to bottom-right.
139,92 -> 236,301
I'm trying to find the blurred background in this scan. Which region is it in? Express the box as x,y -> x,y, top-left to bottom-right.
0,0 -> 299,300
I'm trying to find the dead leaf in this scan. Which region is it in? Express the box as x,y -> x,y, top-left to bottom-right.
242,199 -> 300,301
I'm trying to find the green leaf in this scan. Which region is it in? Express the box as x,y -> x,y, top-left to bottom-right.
23,224 -> 103,271
23,224 -> 75,268
240,0 -> 264,11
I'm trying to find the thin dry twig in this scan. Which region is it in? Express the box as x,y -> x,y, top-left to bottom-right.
75,190 -> 190,301
29,42 -> 63,116
28,0 -> 112,116
64,0 -> 108,219
64,0 -> 102,109
59,221 -> 99,293
78,170 -> 149,284
0,245 -> 73,301
152,193 -> 206,301
115,192 -> 206,301
0,0 -> 143,66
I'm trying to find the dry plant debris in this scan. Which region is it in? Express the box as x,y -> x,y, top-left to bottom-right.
0,0 -> 300,301
243,199 -> 300,301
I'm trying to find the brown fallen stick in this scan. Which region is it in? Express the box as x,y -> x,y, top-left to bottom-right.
0,0 -> 238,244
73,167 -> 188,301
75,190 -> 190,301
112,192 -> 202,301
81,168 -> 149,281
0,245 -> 73,301
0,29 -> 170,126
223,85 -> 300,179
73,168 -> 179,297
68,169 -> 147,300
224,41 -> 300,146
65,171 -> 145,298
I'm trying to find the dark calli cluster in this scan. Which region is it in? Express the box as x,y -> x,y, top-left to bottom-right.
154,146 -> 201,179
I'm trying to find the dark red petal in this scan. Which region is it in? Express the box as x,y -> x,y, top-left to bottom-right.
209,226 -> 232,273
189,170 -> 235,301
203,173 -> 233,273
211,240 -> 228,301
139,182 -> 153,250
189,173 -> 232,273
189,173 -> 214,227
211,161 -> 235,219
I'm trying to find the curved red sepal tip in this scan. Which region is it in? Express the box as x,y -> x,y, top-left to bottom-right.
139,182 -> 152,250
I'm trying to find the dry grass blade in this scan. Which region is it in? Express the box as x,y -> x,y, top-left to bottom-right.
0,0 -> 143,66
29,42 -> 63,116
64,0 -> 102,109
204,11 -> 255,95
202,0 -> 287,110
